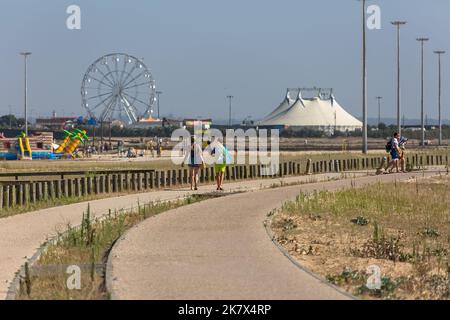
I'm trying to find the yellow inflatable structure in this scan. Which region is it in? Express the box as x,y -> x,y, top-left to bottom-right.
18,133 -> 32,159
65,129 -> 88,156
55,130 -> 74,153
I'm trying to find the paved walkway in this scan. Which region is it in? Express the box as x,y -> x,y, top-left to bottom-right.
107,171 -> 438,300
0,172 -> 358,300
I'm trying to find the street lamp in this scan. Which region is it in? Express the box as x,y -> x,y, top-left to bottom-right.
434,50 -> 445,146
20,52 -> 32,136
30,108 -> 35,128
391,21 -> 407,137
359,0 -> 369,154
227,95 -> 234,127
417,38 -> 429,147
8,105 -> 12,129
156,91 -> 163,119
376,96 -> 382,127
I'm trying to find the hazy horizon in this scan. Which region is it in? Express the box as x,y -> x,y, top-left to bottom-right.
2,0 -> 450,123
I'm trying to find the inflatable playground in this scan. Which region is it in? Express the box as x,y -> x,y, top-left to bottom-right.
0,129 -> 89,161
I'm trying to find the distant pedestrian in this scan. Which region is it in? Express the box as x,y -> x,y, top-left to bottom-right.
117,141 -> 124,157
182,136 -> 205,191
148,140 -> 155,157
385,132 -> 401,174
86,145 -> 92,158
156,138 -> 162,157
399,136 -> 408,173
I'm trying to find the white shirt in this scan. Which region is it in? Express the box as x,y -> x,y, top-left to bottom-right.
392,138 -> 399,149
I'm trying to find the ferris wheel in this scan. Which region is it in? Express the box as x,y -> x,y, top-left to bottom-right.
81,53 -> 156,125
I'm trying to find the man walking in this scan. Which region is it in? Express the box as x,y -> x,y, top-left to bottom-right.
385,132 -> 401,174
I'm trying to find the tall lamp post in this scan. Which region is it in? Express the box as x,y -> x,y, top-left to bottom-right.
376,96 -> 382,127
434,50 -> 445,146
417,38 -> 429,146
156,91 -> 163,119
20,52 -> 32,136
227,95 -> 234,127
360,0 -> 368,154
391,21 -> 407,137
109,115 -> 112,147
8,105 -> 12,129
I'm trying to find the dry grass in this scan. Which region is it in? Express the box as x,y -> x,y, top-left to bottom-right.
271,174 -> 450,300
0,152 -> 350,174
16,194 -> 217,300
0,157 -> 174,174
1,148 -> 445,177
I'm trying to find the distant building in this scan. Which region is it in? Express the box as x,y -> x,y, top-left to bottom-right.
183,119 -> 212,131
35,116 -> 78,130
242,116 -> 255,127
162,118 -> 183,128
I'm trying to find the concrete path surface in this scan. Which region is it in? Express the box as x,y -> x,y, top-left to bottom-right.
107,171 -> 438,300
0,172 -> 357,300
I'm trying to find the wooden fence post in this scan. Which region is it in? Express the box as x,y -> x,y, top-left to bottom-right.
155,171 -> 161,189
150,171 -> 155,189
161,171 -> 166,188
24,183 -> 30,206
4,185 -> 10,208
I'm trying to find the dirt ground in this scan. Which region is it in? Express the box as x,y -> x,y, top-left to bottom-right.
271,174 -> 450,300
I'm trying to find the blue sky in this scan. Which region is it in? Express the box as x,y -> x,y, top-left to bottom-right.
1,0 -> 450,122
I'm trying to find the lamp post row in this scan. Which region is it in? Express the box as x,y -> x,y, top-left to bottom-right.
20,52 -> 31,137
227,95 -> 234,127
434,50 -> 446,146
16,7 -> 447,151
391,21 -> 407,138
361,0 -> 368,153
416,38 -> 429,147
376,96 -> 382,127
363,3 -> 446,150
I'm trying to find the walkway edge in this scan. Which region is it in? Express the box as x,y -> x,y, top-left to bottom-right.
263,217 -> 358,300
105,171 -> 444,300
6,196 -> 187,300
105,195 -> 358,301
5,172 -> 361,300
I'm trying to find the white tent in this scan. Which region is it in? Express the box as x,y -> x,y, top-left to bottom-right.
259,89 -> 362,132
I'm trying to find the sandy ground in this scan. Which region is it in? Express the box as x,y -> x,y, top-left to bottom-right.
106,172 -> 438,300
272,173 -> 450,300
0,172 -> 358,300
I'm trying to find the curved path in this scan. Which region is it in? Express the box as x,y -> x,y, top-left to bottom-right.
0,172 -> 355,300
107,171 -> 438,300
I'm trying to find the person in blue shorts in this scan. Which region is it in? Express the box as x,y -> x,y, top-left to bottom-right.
386,132 -> 401,174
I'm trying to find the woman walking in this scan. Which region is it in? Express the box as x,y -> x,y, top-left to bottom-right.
182,136 -> 205,191
399,136 -> 408,173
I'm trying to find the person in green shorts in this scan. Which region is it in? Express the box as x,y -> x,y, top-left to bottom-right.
206,139 -> 230,191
